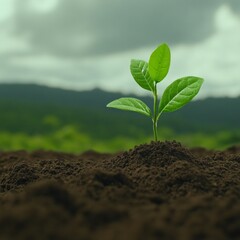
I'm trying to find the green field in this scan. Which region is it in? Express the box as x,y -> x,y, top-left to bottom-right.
0,84 -> 239,153
0,125 -> 239,153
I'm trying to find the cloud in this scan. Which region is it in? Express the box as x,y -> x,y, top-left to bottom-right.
11,0 -> 228,57
163,4 -> 240,98
0,0 -> 239,98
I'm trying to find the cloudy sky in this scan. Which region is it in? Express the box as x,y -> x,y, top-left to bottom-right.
0,0 -> 240,98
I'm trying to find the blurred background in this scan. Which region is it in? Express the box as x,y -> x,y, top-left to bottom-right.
0,0 -> 239,153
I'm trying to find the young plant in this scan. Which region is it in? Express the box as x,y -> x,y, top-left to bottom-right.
107,43 -> 203,141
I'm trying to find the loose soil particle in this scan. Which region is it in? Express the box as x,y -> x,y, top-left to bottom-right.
0,141 -> 240,240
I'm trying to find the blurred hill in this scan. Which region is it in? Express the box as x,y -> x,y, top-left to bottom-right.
0,83 -> 239,151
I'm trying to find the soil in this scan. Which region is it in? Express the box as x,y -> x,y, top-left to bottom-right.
0,141 -> 240,240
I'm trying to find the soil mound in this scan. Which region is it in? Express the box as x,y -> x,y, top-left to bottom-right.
0,141 -> 240,239
108,141 -> 194,168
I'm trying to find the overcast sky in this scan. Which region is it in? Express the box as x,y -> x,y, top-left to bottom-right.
0,0 -> 240,98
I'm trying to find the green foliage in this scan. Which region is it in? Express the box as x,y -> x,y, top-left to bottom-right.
107,97 -> 151,117
0,127 -> 238,153
107,43 -> 204,141
148,43 -> 171,82
43,115 -> 60,127
130,60 -> 154,91
0,84 -> 238,153
159,76 -> 204,115
1,84 -> 239,138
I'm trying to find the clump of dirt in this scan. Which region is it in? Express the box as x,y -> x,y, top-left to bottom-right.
108,141 -> 194,168
0,141 -> 240,240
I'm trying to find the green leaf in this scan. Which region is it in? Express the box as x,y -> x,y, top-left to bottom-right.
107,97 -> 151,117
159,76 -> 204,115
149,43 -> 171,82
130,59 -> 154,91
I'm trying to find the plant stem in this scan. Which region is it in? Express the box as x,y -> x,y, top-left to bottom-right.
152,83 -> 158,141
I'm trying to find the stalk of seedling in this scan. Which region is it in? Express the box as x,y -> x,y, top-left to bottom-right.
107,43 -> 203,141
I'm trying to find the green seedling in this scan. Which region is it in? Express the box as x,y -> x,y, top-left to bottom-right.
107,43 -> 203,141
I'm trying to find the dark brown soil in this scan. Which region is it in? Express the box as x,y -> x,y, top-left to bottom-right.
0,141 -> 240,240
